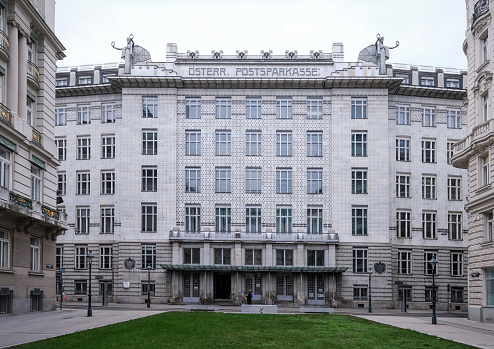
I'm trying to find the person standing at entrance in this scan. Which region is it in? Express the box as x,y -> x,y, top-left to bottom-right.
247,290 -> 253,304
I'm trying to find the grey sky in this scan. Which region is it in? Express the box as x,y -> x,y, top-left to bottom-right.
55,0 -> 467,70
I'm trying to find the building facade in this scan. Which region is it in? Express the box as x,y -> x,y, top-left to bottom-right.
55,42 -> 468,310
0,0 -> 66,315
452,0 -> 494,322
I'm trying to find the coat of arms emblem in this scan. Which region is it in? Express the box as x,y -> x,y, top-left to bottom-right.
124,258 -> 136,270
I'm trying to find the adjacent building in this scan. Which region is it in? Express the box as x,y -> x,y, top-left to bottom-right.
0,0 -> 66,315
55,42 -> 468,310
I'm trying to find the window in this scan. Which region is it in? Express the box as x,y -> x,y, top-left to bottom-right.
422,140 -> 436,162
78,76 -> 92,85
245,249 -> 262,265
488,269 -> 494,305
185,168 -> 201,192
395,73 -> 410,84
307,207 -> 323,234
246,99 -> 262,119
396,138 -> 410,161
423,212 -> 436,239
397,211 -> 411,238
307,132 -> 322,156
214,248 -> 231,265
353,285 -> 368,300
276,206 -> 292,233
0,146 -> 11,189
215,168 -> 231,193
483,34 -> 489,63
447,141 -> 456,164
102,104 -> 116,123
351,168 -> 367,194
141,282 -> 155,296
216,98 -> 231,119
422,108 -> 435,127
186,98 -> 201,119
276,169 -> 292,193
422,175 -> 436,199
29,237 -> 40,272
77,137 -> 91,160
184,248 -> 200,264
56,245 -> 63,269
142,97 -> 158,118
352,207 -> 367,236
307,169 -> 322,194
142,166 -> 157,192
353,248 -> 368,273
215,131 -> 231,155
142,129 -> 157,155
451,287 -> 464,303
185,131 -> 201,155
0,229 -> 10,269
55,107 -> 66,126
486,212 -> 493,243
307,98 -> 322,119
215,206 -> 231,232
56,77 -> 68,86
31,165 -> 41,202
26,99 -> 33,127
101,171 -> 115,194
307,250 -> 324,266
100,246 -> 112,269
482,154 -> 490,187
55,138 -> 66,161
450,252 -> 463,276
398,250 -> 412,274
276,249 -> 293,266
185,205 -> 201,232
75,246 -> 88,269
399,287 -> 412,302
141,244 -> 156,269
276,99 -> 292,119
57,172 -> 66,196
424,252 -> 437,275
141,203 -> 157,233
446,79 -> 460,88
447,110 -> 461,129
101,207 -> 114,234
483,94 -> 489,122
246,206 -> 261,233
396,106 -> 410,125
351,131 -> 367,156
396,174 -> 410,198
76,207 -> 90,234
77,172 -> 90,195
448,213 -> 462,240
351,98 -> 367,119
277,132 -> 292,156
246,168 -> 261,193
101,73 -> 115,83
420,76 -> 435,86
246,131 -> 261,156
75,281 -> 87,295
77,106 -> 90,124
425,287 -> 438,302
101,135 -> 115,159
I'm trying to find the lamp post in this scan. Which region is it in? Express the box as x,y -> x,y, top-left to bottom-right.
429,257 -> 438,325
147,265 -> 152,308
87,250 -> 95,317
368,267 -> 373,313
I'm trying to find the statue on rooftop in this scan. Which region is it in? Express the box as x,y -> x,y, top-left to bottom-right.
358,34 -> 399,75
111,34 -> 151,74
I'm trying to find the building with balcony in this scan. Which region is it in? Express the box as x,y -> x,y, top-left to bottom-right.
0,0 -> 66,315
55,42 -> 468,310
452,0 -> 494,322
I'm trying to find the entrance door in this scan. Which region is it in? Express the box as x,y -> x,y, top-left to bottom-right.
245,273 -> 262,301
276,274 -> 293,301
183,272 -> 200,302
214,273 -> 231,299
308,274 -> 325,305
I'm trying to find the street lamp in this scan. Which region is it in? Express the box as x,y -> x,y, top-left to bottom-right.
87,250 -> 95,317
147,265 -> 152,308
368,267 -> 373,313
429,257 -> 438,325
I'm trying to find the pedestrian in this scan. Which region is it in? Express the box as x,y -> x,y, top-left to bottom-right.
247,290 -> 253,304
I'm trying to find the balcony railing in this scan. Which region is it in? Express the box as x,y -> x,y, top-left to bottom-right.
32,127 -> 41,146
170,230 -> 339,243
473,0 -> 489,24
0,102 -> 12,125
9,193 -> 32,209
27,61 -> 39,85
0,30 -> 9,57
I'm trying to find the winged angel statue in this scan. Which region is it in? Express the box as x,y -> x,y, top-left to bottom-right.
358,34 -> 399,75
111,34 -> 151,74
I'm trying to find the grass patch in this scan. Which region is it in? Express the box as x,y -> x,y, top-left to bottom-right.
18,312 -> 474,349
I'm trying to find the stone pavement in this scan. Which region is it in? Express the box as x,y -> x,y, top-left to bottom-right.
0,303 -> 493,348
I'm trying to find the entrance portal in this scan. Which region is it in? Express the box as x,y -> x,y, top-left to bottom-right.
245,273 -> 262,301
214,272 -> 231,299
276,274 -> 293,301
308,274 -> 325,305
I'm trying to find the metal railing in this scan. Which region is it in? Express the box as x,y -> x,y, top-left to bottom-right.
27,61 -> 39,84
0,30 -> 9,56
473,0 -> 489,24
170,230 -> 339,243
0,102 -> 12,125
32,127 -> 41,146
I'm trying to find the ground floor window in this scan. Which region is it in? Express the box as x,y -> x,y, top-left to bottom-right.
425,287 -> 438,302
0,289 -> 12,314
141,281 -> 155,296
30,289 -> 43,312
398,287 -> 412,302
75,280 -> 87,295
451,287 -> 464,303
276,274 -> 293,301
353,285 -> 368,300
183,272 -> 200,300
488,269 -> 494,305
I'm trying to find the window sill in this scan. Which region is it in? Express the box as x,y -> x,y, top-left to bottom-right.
476,184 -> 492,194
0,269 -> 14,274
476,60 -> 490,73
141,231 -> 157,234
480,241 -> 493,247
28,271 -> 44,276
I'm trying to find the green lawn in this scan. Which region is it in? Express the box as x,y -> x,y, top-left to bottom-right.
19,312 -> 474,349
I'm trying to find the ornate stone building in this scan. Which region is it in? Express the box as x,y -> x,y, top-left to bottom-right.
0,0 -> 66,315
55,41 -> 468,310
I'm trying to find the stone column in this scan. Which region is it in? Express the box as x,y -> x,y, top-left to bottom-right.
6,24 -> 18,114
18,35 -> 27,122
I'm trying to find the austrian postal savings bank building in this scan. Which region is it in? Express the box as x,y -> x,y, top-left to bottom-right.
54,41 -> 468,310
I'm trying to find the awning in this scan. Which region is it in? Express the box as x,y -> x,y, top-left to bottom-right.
160,264 -> 347,273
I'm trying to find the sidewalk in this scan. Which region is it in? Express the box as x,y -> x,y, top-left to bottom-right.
0,303 -> 493,348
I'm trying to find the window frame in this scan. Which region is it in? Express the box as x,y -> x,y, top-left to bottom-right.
215,131 -> 231,156
307,132 -> 323,157
216,98 -> 232,119
77,106 -> 90,124
276,99 -> 292,119
276,132 -> 292,157
422,212 -> 437,239
185,167 -> 201,193
246,131 -> 261,156
141,203 -> 157,233
215,168 -> 231,193
276,206 -> 292,233
396,105 -> 410,125
142,97 -> 158,118
276,168 -> 292,194
447,110 -> 461,129
422,175 -> 436,199
246,99 -> 262,119
396,138 -> 410,162
307,98 -> 323,119
101,207 -> 115,234
396,210 -> 411,238
185,98 -> 201,119
77,137 -> 91,160
185,131 -> 201,156
142,129 -> 158,155
351,98 -> 367,119
245,168 -> 262,194
76,171 -> 90,195
398,250 -> 412,274
351,131 -> 367,157
101,171 -> 115,195
351,168 -> 367,194
307,169 -> 323,194
215,206 -> 231,233
101,104 -> 116,123
185,205 -> 201,233
76,207 -> 90,234
101,135 -> 115,159
246,206 -> 262,233
142,166 -> 158,192
353,247 -> 368,273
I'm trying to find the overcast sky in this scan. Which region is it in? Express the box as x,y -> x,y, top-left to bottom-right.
55,0 -> 467,70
